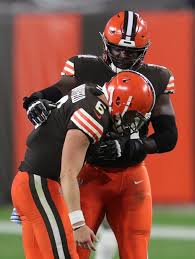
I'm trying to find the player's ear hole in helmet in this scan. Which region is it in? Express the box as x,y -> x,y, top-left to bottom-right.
101,11 -> 151,72
102,70 -> 156,133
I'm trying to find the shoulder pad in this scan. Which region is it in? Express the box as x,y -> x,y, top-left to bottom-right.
78,54 -> 98,59
61,55 -> 78,77
61,55 -> 99,77
140,64 -> 175,96
61,54 -> 114,86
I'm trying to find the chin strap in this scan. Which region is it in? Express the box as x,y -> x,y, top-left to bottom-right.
110,63 -> 123,73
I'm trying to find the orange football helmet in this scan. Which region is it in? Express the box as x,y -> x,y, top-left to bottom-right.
104,70 -> 155,133
101,11 -> 151,71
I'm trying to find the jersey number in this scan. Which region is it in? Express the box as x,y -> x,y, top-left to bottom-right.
95,101 -> 106,115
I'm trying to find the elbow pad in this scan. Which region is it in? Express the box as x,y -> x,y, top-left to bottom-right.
150,115 -> 178,153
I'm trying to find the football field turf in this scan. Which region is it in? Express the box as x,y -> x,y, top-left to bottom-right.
0,205 -> 195,259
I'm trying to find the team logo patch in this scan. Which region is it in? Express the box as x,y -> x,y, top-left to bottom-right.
61,60 -> 75,76
71,108 -> 103,142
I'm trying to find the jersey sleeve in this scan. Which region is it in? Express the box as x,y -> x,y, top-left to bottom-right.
161,68 -> 175,94
60,54 -> 107,86
61,56 -> 77,77
163,71 -> 175,94
68,107 -> 105,144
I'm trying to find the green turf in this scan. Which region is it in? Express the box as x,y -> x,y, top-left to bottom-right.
152,206 -> 195,226
0,205 -> 12,220
149,239 -> 195,259
1,234 -> 195,259
1,205 -> 195,259
91,239 -> 195,259
0,235 -> 24,259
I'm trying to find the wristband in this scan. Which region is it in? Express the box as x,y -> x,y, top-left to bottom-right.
69,210 -> 85,225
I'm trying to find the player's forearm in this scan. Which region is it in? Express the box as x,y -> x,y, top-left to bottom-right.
41,74 -> 78,100
60,131 -> 89,229
123,115 -> 178,156
147,115 -> 178,153
28,84 -> 63,103
61,171 -> 86,230
60,172 -> 81,212
142,137 -> 158,154
23,84 -> 63,111
38,83 -> 63,102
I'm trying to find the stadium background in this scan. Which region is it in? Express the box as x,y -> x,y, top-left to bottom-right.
0,0 -> 195,258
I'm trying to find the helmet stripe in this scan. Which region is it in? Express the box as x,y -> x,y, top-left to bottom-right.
123,11 -> 138,44
123,11 -> 133,41
121,96 -> 133,117
131,12 -> 137,41
122,11 -> 129,39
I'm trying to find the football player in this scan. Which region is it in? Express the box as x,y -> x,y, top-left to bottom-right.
11,71 -> 155,259
14,11 -> 178,259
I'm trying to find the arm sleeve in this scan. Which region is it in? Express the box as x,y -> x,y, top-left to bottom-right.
149,115 -> 178,153
163,69 -> 175,94
23,84 -> 63,110
61,56 -> 76,77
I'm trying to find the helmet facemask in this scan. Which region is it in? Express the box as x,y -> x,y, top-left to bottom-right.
112,110 -> 151,135
103,37 -> 149,70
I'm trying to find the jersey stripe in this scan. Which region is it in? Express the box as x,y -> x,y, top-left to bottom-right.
61,60 -> 75,76
78,108 -> 103,136
71,108 -> 103,143
164,75 -> 175,93
71,116 -> 97,142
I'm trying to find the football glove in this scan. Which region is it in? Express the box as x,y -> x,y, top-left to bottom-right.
24,98 -> 56,126
93,135 -> 128,160
10,208 -> 21,224
87,135 -> 147,168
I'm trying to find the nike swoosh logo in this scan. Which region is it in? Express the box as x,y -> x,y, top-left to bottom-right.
133,180 -> 144,185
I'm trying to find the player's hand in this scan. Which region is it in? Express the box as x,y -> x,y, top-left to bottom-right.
25,99 -> 56,126
74,225 -> 98,251
10,208 -> 21,224
96,139 -> 126,160
87,136 -> 147,168
90,134 -> 129,161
